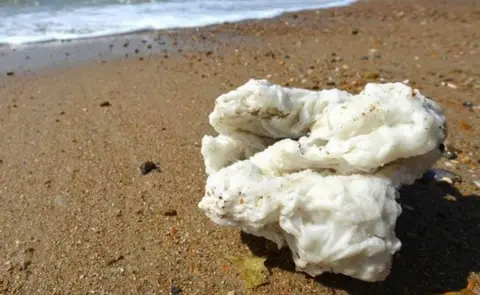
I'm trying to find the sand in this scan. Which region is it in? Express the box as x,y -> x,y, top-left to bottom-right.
0,0 -> 479,294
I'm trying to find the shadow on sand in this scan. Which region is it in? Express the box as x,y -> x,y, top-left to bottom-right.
241,180 -> 480,295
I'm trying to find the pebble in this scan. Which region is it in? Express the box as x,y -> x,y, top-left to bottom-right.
351,28 -> 359,35
443,151 -> 458,160
474,180 -> 480,189
441,144 -> 462,160
163,209 -> 178,217
6,71 -> 14,76
100,101 -> 111,107
446,82 -> 458,89
443,195 -> 457,202
106,255 -> 124,266
423,168 -> 462,184
139,161 -> 159,175
170,285 -> 182,295
362,71 -> 379,79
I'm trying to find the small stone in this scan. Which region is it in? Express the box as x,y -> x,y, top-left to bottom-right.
170,285 -> 182,295
163,209 -> 178,217
362,71 -> 379,79
472,180 -> 480,189
423,168 -> 462,184
44,179 -> 52,187
446,82 -> 458,89
106,255 -> 124,266
443,195 -> 457,202
359,56 -> 369,60
139,161 -> 158,175
100,101 -> 111,107
6,71 -> 14,76
351,29 -> 359,35
264,51 -> 275,58
463,101 -> 473,108
442,151 -> 458,160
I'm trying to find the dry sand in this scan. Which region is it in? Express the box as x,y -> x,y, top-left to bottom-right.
1,0 -> 479,294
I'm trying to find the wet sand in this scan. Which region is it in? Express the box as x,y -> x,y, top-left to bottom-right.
0,0 -> 479,294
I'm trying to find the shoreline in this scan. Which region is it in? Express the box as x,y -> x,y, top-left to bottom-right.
0,2 -> 358,75
0,0 -> 479,294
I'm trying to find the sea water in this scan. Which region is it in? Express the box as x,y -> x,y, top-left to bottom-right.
0,0 -> 356,45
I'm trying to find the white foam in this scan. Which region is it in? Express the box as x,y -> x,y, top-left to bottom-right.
0,0 -> 357,44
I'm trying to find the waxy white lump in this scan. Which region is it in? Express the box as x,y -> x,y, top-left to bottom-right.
199,80 -> 447,282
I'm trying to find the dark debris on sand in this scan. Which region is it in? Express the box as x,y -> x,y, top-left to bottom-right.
139,161 -> 159,175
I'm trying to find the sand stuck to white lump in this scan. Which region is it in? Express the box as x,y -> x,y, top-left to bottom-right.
198,80 -> 447,282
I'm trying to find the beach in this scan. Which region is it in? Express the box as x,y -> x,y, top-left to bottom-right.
1,0 -> 480,294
